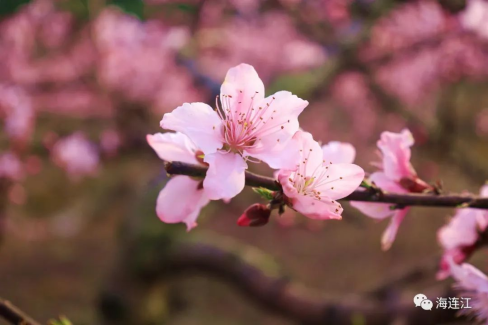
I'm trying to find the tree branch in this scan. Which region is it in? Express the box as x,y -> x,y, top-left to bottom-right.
139,242 -> 459,324
0,298 -> 39,325
164,161 -> 488,209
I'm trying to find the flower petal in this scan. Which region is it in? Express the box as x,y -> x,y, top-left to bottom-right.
156,175 -> 210,230
378,129 -> 416,181
369,171 -> 406,193
246,91 -> 308,168
322,141 -> 356,164
249,134 -> 300,170
449,261 -> 488,292
314,163 -> 365,200
481,184 -> 488,197
381,208 -> 409,251
350,200 -> 394,219
146,132 -> 198,164
203,152 -> 247,200
278,170 -> 343,220
288,193 -> 343,220
160,102 -> 223,154
438,208 -> 481,250
220,63 -> 265,118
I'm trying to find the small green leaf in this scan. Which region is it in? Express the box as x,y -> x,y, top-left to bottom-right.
360,180 -> 372,189
252,187 -> 274,201
49,316 -> 72,325
456,202 -> 471,209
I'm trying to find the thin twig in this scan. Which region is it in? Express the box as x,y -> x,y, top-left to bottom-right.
164,161 -> 488,209
0,298 -> 39,325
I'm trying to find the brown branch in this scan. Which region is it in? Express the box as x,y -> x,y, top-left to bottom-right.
139,242 -> 459,324
0,298 -> 39,325
164,161 -> 488,209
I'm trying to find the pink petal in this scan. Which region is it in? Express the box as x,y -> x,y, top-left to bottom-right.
449,261 -> 488,292
203,152 -> 247,200
287,192 -> 342,220
350,201 -> 394,219
156,175 -> 210,230
220,63 -> 265,118
438,208 -> 481,250
146,132 -> 199,165
322,141 -> 356,164
249,134 -> 300,170
314,163 -> 365,200
381,208 -> 409,251
292,131 -> 325,175
480,184 -> 488,197
377,129 -> 416,181
160,102 -> 223,154
350,172 -> 404,218
246,91 -> 308,167
369,171 -> 406,193
278,170 -> 343,220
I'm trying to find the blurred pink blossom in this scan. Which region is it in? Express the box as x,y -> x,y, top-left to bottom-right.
460,0 -> 488,38
437,185 -> 488,279
197,11 -> 326,82
100,129 -> 122,156
0,152 -> 23,181
51,132 -> 100,180
0,85 -> 34,144
93,8 -> 202,111
449,260 -> 488,323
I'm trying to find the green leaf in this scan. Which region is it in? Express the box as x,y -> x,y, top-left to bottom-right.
360,180 -> 372,189
49,316 -> 72,325
0,0 -> 31,16
109,0 -> 144,19
252,187 -> 274,201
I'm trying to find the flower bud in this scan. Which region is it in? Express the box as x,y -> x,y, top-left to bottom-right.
237,204 -> 271,227
399,176 -> 432,193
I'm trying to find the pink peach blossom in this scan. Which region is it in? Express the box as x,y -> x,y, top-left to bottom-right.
0,152 -> 23,181
51,132 -> 99,180
277,131 -> 364,220
449,260 -> 488,323
321,141 -> 356,164
460,0 -> 488,39
437,185 -> 488,279
161,63 -> 308,200
147,132 -> 210,230
351,129 -> 430,250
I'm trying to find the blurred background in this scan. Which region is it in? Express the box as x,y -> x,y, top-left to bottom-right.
1,0 -> 488,324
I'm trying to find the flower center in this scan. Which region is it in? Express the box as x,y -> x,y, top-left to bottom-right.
214,92 -> 287,156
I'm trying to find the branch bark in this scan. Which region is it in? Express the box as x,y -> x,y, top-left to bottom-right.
0,298 -> 39,325
164,161 -> 488,209
139,242 -> 459,324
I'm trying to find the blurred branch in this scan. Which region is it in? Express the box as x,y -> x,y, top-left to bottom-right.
141,242 -> 458,324
165,161 -> 488,209
0,179 -> 12,244
0,298 -> 39,325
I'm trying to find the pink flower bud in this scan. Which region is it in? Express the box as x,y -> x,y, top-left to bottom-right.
237,204 -> 271,227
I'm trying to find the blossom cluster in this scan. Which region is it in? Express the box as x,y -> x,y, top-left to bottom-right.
148,63 -> 365,229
